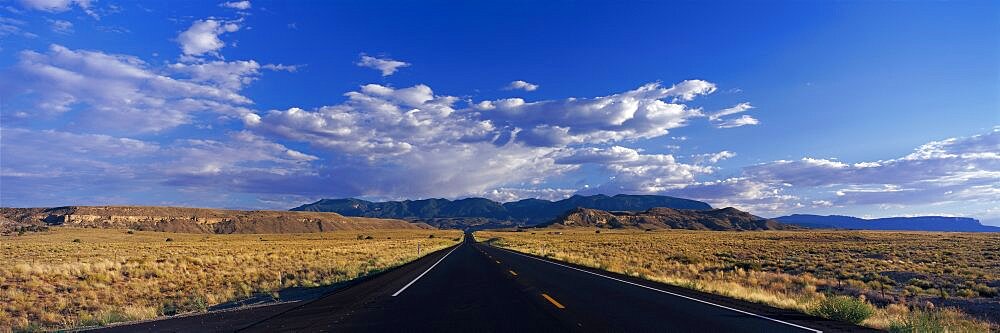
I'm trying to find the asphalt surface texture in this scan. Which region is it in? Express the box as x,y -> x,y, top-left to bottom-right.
93,233 -> 878,332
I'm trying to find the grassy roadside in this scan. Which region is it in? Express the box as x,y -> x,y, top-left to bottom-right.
475,229 -> 996,332
0,228 -> 462,332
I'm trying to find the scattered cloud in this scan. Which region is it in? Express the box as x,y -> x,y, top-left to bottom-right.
693,151 -> 736,164
220,1 -> 251,10
571,147 -> 719,194
1,44 -> 256,132
262,63 -> 300,72
709,102 -> 752,121
666,177 -> 802,214
49,19 -> 73,34
96,25 -> 130,34
0,127 -> 317,206
710,102 -> 760,128
1,33 -> 992,222
356,54 -> 410,76
673,129 -> 1000,214
506,80 -> 538,91
0,16 -> 36,38
716,115 -> 760,128
177,19 -> 240,58
743,129 -> 1000,205
18,0 -> 98,18
482,187 -> 577,202
169,60 -> 266,91
475,80 -> 716,147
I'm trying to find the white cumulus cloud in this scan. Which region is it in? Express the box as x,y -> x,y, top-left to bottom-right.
478,80 -> 716,147
177,19 -> 240,57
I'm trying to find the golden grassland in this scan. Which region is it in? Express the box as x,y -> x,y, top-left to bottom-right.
476,229 -> 998,332
0,228 -> 462,332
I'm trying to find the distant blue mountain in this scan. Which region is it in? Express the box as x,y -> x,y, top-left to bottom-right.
774,214 -> 1000,232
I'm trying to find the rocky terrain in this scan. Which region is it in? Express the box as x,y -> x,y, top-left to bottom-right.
0,206 -> 431,234
542,207 -> 797,231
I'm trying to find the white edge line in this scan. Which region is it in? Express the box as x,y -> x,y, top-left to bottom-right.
391,245 -> 460,297
490,246 -> 823,333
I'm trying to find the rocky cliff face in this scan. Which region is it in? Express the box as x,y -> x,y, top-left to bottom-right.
0,206 -> 431,234
545,207 -> 796,231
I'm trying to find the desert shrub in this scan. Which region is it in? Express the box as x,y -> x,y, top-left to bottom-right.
903,285 -> 923,296
971,283 -> 997,297
954,288 -> 977,298
811,295 -> 875,324
889,310 -> 946,333
907,278 -> 934,289
887,308 -> 990,333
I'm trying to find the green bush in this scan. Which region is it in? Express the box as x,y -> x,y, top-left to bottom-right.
812,295 -> 875,324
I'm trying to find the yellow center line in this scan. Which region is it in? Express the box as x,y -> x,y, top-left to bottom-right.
509,270 -> 518,276
541,293 -> 565,309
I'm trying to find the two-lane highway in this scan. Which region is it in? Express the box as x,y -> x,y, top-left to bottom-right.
240,234 -> 562,332
102,233 -> 875,332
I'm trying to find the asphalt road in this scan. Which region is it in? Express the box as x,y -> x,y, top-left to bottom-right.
97,233 -> 876,332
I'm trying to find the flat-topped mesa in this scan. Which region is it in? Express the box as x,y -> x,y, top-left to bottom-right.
0,206 -> 432,234
545,207 -> 796,231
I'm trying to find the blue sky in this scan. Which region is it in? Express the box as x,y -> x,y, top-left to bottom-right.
1,0 -> 998,224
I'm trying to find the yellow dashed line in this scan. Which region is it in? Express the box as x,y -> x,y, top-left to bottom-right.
541,293 -> 565,309
495,260 -> 501,264
509,270 -> 518,276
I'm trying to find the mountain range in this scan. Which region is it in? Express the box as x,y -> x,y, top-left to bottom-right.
294,194 -> 998,232
544,207 -> 796,231
773,214 -> 1000,232
291,194 -> 712,229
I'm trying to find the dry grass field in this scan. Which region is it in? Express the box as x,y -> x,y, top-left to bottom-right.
476,229 -> 998,332
0,228 -> 462,332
